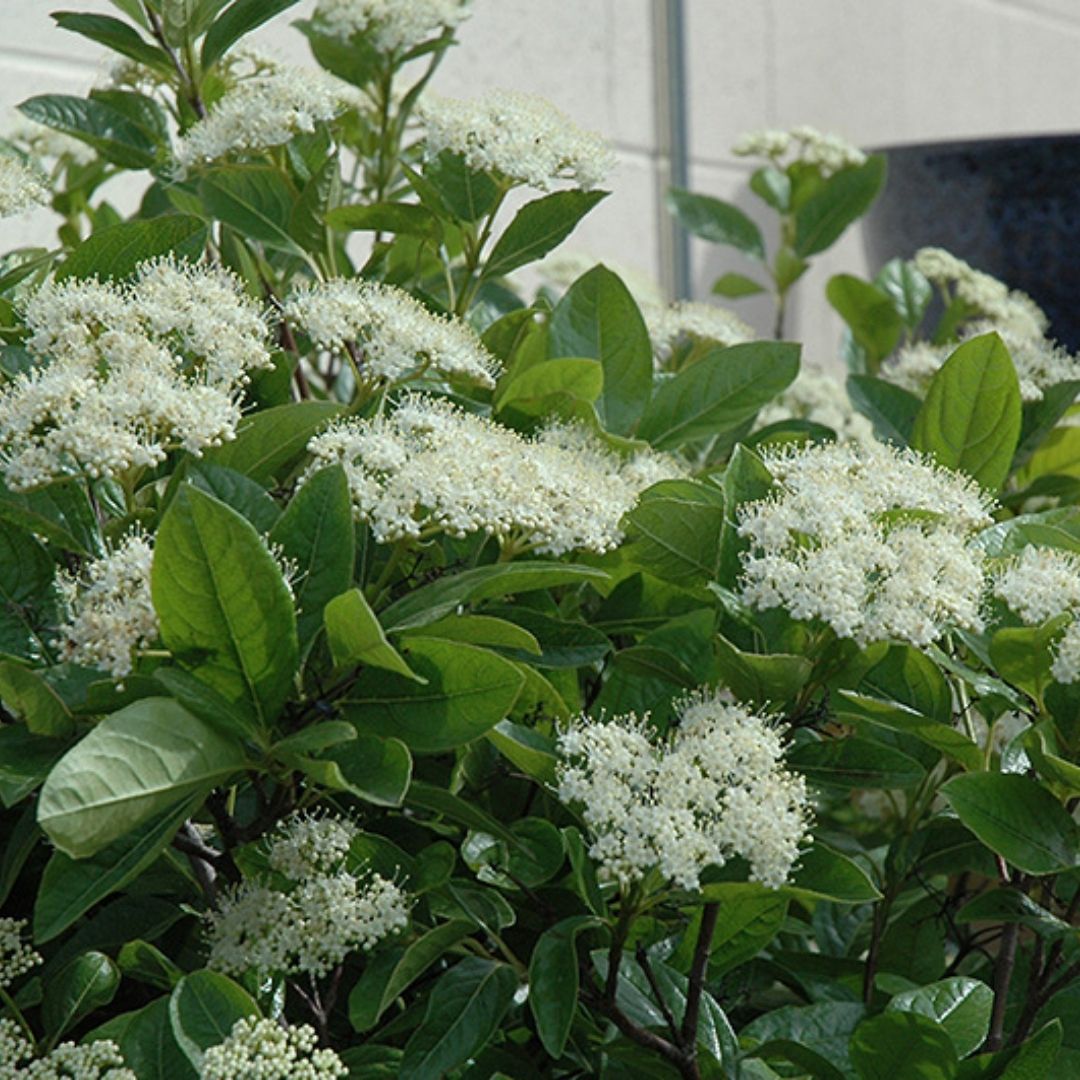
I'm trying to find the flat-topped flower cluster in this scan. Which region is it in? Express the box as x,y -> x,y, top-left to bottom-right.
306,394 -> 684,553
201,1018 -> 347,1080
310,0 -> 472,53
557,692 -> 811,892
737,440 -> 995,647
0,258 -> 271,490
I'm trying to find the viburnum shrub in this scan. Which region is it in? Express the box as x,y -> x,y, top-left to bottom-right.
0,2 -> 1078,1077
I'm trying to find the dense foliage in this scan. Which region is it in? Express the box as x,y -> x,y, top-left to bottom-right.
1,2 -> 1079,1077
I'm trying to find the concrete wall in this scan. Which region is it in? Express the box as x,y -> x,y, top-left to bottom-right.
3,0 -> 1080,359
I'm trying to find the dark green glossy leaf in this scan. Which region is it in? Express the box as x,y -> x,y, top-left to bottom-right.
168,970 -> 259,1071
43,951 -> 119,1040
790,735 -> 927,790
56,215 -> 206,282
667,187 -> 764,258
19,93 -> 157,168
625,479 -> 724,584
793,155 -> 885,257
850,1011 -> 958,1080
201,0 -> 300,68
529,916 -> 602,1058
886,978 -> 993,1059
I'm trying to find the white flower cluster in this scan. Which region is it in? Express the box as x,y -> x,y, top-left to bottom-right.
557,692 -> 811,891
912,247 -> 1048,341
417,90 -> 614,191
54,533 -> 157,679
173,55 -> 361,175
644,300 -> 755,365
205,814 -> 409,979
0,1020 -> 134,1080
1,259 -> 271,490
0,919 -> 40,992
733,124 -> 867,176
5,116 -> 95,166
200,1018 -> 346,1080
754,367 -> 876,445
737,440 -> 994,647
0,156 -> 48,218
993,546 -> 1080,683
885,322 -> 1080,404
311,0 -> 471,53
283,279 -> 499,387
306,395 -> 684,554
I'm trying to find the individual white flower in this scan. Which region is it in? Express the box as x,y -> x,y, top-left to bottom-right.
557,691 -> 811,891
0,155 -> 48,218
993,545 -> 1080,683
754,367 -> 876,445
1,260 -> 271,490
644,300 -> 755,365
311,0 -> 471,52
417,90 -> 614,191
0,918 -> 40,993
283,279 -> 499,387
737,440 -> 993,647
733,125 -> 866,177
205,813 -> 409,979
200,1018 -> 346,1080
912,247 -> 1048,341
54,533 -> 157,679
173,56 -> 362,175
305,394 -> 684,554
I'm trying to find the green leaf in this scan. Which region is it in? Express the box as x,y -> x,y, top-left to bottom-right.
718,442 -> 773,586
19,93 -> 157,168
847,375 -> 921,446
0,479 -> 102,556
268,465 -> 353,653
487,720 -> 557,784
207,400 -> 342,484
495,358 -> 603,417
989,616 -> 1069,705
289,148 -> 339,253
379,562 -> 608,632
0,521 -> 57,662
713,272 -> 767,298
152,485 -> 297,722
33,796 -> 197,943
52,13 -> 170,72
826,274 -> 903,363
422,151 -> 500,222
714,633 -> 812,708
91,999 -> 195,1080
0,663 -> 72,739
483,190 -> 607,280
751,165 -> 791,211
548,264 -> 653,435
399,958 -> 517,1080
942,772 -> 1080,875
886,978 -> 993,1059
325,202 -> 441,239
876,257 -> 932,330
836,692 -> 982,772
744,1002 -> 865,1079
152,667 -> 260,742
786,841 -> 881,902
413,615 -> 540,655
911,333 -> 1022,492
636,341 -> 800,449
349,920 -> 476,1032
625,478 -> 725,584
345,638 -> 524,752
37,698 -> 245,858
201,0 -> 300,68
1015,381 -> 1080,469
957,887 -> 1073,940
850,1011 -> 958,1079
168,970 -> 259,1071
667,187 -> 765,258
529,915 -> 602,1058
955,1021 -> 1061,1079
198,166 -> 307,256
0,726 -> 67,807
186,460 -> 280,534
690,892 -> 787,977
43,951 -> 119,1041
56,215 -> 206,282
793,155 -> 886,257
407,781 -> 518,846
789,735 -> 927,790
323,734 -> 413,807
325,588 -> 424,681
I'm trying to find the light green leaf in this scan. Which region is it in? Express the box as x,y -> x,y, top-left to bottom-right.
625,479 -> 725,584
911,333 -> 1022,492
713,272 -> 767,298
827,274 -> 903,363
495,357 -> 603,417
325,588 -> 424,681
37,698 -> 245,858
793,155 -> 886,257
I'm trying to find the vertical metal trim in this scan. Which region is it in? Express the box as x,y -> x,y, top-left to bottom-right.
655,0 -> 691,300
